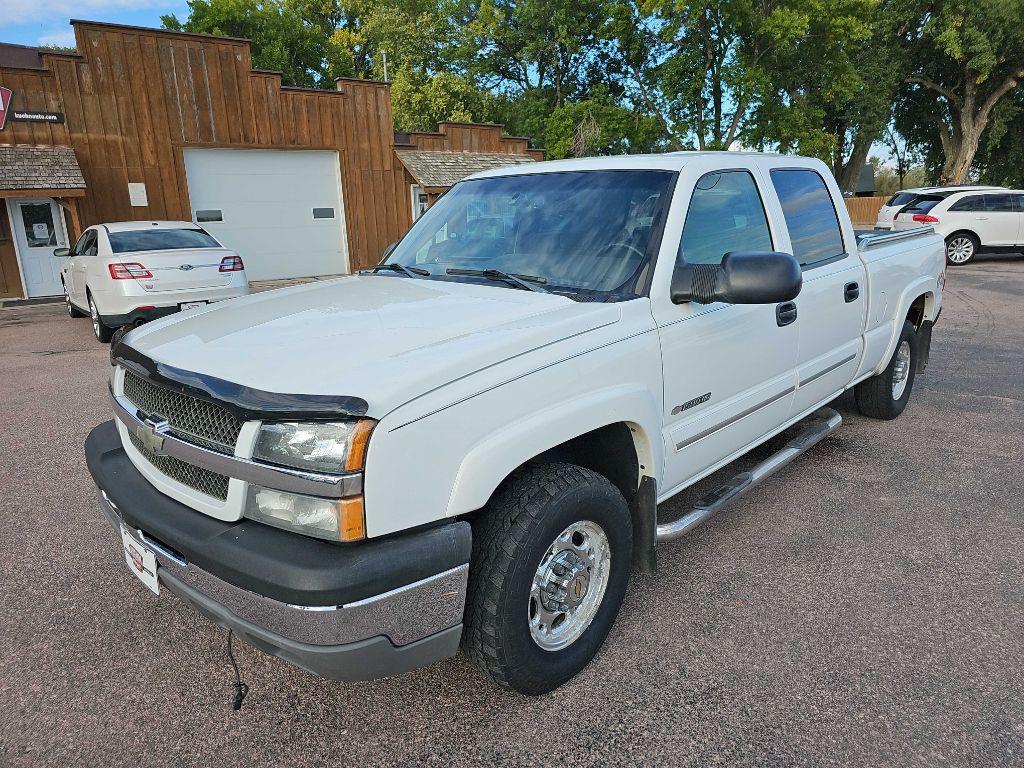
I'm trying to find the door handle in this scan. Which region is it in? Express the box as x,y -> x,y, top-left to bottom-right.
776,301 -> 797,327
844,282 -> 860,302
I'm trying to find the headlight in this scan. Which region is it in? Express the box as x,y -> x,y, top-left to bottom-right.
253,420 -> 374,474
244,486 -> 365,542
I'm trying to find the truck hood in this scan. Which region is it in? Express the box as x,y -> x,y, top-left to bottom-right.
122,275 -> 620,416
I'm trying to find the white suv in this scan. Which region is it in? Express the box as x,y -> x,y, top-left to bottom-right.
57,221 -> 249,342
874,185 -> 1002,231
892,189 -> 1024,265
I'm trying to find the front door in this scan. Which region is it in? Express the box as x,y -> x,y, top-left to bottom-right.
654,165 -> 799,495
9,198 -> 68,297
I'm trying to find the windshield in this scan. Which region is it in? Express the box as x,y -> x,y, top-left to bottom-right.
108,228 -> 221,254
385,170 -> 676,297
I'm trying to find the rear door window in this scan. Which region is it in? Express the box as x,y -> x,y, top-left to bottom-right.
769,169 -> 845,266
948,195 -> 987,212
676,170 -> 773,266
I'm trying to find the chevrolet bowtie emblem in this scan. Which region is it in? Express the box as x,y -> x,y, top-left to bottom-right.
136,411 -> 170,455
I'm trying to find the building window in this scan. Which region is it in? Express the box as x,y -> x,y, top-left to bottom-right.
411,185 -> 429,220
195,210 -> 223,222
312,207 -> 335,219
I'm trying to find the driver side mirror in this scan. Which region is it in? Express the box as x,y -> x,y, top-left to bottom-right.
671,251 -> 802,305
54,247 -> 71,257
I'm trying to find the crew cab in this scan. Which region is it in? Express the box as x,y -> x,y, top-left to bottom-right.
85,153 -> 944,695
58,220 -> 249,342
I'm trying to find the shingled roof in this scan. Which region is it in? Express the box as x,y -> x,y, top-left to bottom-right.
0,145 -> 86,191
396,150 -> 536,189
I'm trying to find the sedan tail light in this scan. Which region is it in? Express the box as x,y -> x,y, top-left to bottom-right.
219,255 -> 244,272
912,214 -> 939,223
108,262 -> 153,279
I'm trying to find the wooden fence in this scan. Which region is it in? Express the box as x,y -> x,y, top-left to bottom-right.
844,196 -> 887,227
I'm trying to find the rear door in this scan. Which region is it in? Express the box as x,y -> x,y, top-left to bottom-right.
654,159 -> 799,494
978,193 -> 1020,245
765,166 -> 866,416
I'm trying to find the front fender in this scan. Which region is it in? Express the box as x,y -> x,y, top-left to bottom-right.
445,384 -> 663,517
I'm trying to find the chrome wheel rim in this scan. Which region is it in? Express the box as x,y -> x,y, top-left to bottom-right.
90,299 -> 100,338
528,520 -> 611,652
65,290 -> 73,316
947,237 -> 974,264
892,340 -> 912,400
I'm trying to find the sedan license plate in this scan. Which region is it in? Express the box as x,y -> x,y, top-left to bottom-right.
180,301 -> 206,311
120,524 -> 159,595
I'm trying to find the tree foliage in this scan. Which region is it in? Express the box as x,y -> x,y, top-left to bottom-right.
164,0 -> 1024,181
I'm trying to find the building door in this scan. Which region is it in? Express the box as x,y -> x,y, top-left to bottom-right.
8,198 -> 68,297
183,148 -> 349,281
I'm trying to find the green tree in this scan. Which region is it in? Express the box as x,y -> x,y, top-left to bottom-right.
899,0 -> 1024,183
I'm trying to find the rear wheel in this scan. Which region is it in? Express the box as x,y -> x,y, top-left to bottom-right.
88,292 -> 114,343
945,233 -> 977,265
855,320 -> 917,420
463,462 -> 632,694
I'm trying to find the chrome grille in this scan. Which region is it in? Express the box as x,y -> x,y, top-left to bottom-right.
122,368 -> 242,454
127,429 -> 230,501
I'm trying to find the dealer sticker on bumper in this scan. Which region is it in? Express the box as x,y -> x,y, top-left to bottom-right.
120,524 -> 160,595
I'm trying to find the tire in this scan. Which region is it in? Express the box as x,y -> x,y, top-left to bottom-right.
463,462 -> 632,695
88,292 -> 114,343
945,232 -> 978,265
64,283 -> 86,318
855,320 -> 917,420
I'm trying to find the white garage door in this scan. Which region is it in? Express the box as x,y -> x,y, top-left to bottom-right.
183,148 -> 348,281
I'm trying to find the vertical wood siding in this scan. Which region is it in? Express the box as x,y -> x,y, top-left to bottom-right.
1,22 -> 403,272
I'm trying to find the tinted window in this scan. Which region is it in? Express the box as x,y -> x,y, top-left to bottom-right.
677,171 -> 772,266
770,169 -> 844,265
986,194 -> 1017,212
387,170 -> 676,297
73,230 -> 94,256
195,210 -> 222,222
901,195 -> 943,214
887,191 -> 920,206
108,228 -> 220,254
949,195 -> 987,212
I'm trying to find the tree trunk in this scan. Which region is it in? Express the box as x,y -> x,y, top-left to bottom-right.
837,131 -> 874,193
946,123 -> 984,183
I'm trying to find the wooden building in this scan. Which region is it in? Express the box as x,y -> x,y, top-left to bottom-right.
0,21 -> 540,300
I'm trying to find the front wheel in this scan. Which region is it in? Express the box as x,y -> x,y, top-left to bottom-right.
945,233 -> 978,265
65,284 -> 86,318
463,463 -> 632,694
855,320 -> 917,420
88,293 -> 114,343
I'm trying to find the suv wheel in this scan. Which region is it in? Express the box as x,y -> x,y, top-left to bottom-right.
945,233 -> 977,265
463,462 -> 632,694
88,293 -> 114,343
855,320 -> 917,420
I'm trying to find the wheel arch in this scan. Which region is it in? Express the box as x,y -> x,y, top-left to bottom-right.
445,388 -> 662,519
945,229 -> 981,249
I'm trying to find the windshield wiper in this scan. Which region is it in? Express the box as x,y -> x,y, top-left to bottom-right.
368,262 -> 430,278
446,268 -> 549,293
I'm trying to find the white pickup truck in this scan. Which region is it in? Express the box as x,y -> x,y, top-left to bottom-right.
86,152 -> 944,694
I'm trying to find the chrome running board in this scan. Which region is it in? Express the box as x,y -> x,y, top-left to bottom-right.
656,407 -> 843,543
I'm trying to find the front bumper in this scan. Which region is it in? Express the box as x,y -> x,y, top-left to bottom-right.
87,421 -> 471,681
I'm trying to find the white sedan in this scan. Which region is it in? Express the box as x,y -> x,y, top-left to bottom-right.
57,221 -> 249,342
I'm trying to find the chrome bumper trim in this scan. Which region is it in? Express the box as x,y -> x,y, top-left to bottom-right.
110,390 -> 362,498
100,491 -> 468,647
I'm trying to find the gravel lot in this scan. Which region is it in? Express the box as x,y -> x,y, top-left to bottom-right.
1,260 -> 1022,767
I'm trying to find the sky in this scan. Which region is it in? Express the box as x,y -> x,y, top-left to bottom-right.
0,0 -> 189,49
